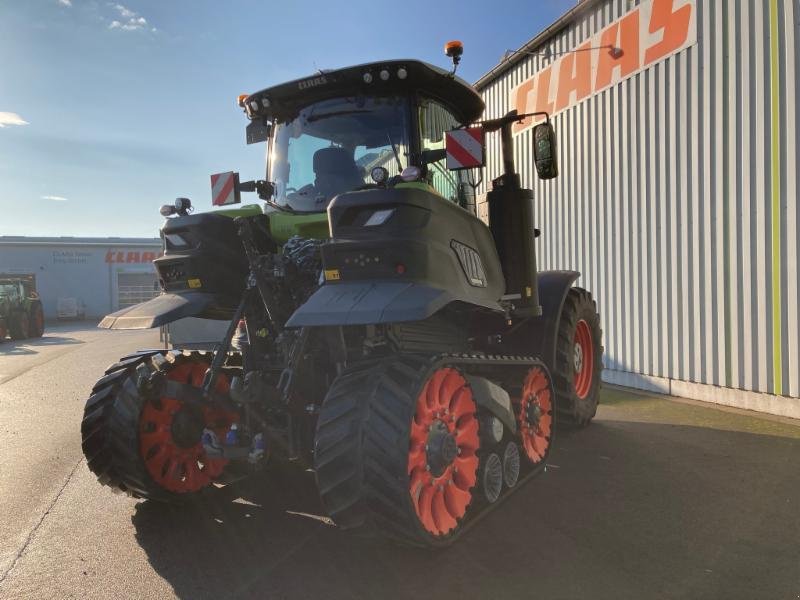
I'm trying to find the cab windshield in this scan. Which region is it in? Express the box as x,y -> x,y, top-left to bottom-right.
269,95 -> 410,212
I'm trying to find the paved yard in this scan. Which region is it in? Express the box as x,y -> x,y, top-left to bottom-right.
0,325 -> 798,599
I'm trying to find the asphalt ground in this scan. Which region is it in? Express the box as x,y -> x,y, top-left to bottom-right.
0,323 -> 798,600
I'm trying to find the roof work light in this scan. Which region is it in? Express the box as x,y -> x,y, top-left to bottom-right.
445,40 -> 464,74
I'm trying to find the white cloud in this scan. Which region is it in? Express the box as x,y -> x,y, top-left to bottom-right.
0,112 -> 29,128
113,3 -> 135,18
58,0 -> 72,6
108,5 -> 149,31
42,195 -> 68,202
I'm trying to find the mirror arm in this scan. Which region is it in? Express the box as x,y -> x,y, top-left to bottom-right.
418,148 -> 447,165
479,110 -> 550,133
239,180 -> 275,201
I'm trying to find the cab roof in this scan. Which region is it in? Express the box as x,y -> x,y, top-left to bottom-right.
244,60 -> 485,126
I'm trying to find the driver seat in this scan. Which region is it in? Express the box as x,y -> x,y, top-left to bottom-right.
313,147 -> 363,200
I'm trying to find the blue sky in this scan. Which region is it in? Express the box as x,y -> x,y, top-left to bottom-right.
0,0 -> 574,237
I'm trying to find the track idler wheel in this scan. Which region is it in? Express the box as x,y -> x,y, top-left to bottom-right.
408,368 -> 480,536
138,361 -> 237,494
517,363 -> 554,465
502,441 -> 520,488
479,453 -> 503,504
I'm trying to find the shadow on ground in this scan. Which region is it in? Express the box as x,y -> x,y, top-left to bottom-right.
0,333 -> 84,355
132,417 -> 800,600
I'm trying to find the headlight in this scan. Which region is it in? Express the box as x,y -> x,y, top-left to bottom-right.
370,166 -> 389,184
400,166 -> 421,181
364,209 -> 395,226
174,197 -> 192,213
165,233 -> 189,247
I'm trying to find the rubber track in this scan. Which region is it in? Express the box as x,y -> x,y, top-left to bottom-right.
81,350 -> 165,493
81,349 -> 217,502
552,287 -> 604,426
314,352 -> 551,547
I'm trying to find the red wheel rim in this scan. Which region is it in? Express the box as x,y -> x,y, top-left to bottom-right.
518,366 -> 553,463
407,368 -> 479,537
573,319 -> 594,399
138,362 -> 236,493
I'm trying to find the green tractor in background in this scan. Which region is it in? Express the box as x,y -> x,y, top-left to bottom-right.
81,45 -> 603,546
0,275 -> 45,341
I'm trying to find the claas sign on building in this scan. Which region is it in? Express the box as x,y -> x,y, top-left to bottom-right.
512,0 -> 696,133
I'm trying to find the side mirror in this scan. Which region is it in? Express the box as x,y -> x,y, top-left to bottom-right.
533,122 -> 558,180
246,119 -> 271,145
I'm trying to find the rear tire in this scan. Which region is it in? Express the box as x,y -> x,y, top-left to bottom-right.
29,303 -> 44,337
9,313 -> 29,340
552,288 -> 603,427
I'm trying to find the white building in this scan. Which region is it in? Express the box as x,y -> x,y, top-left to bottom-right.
0,236 -> 161,319
475,0 -> 799,417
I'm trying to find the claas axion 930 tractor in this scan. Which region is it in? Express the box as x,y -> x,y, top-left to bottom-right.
81,42 -> 602,546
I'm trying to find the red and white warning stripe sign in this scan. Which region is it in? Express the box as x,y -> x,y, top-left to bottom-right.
445,127 -> 485,170
210,171 -> 240,206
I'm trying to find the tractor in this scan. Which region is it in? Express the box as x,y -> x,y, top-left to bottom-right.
81,45 -> 602,546
0,275 -> 45,341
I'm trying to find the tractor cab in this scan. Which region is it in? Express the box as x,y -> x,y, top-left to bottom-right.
237,59 -> 485,212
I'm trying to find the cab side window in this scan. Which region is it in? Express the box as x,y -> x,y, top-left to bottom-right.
418,99 -> 462,203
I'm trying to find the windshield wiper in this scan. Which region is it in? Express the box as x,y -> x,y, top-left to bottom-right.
265,199 -> 296,213
306,109 -> 372,123
386,132 -> 403,173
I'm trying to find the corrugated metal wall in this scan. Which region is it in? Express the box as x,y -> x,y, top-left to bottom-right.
477,0 -> 799,398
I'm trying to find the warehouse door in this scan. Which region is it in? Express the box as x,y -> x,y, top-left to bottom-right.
116,272 -> 159,310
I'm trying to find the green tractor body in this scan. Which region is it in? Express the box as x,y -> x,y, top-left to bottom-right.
213,204 -> 329,245
267,210 -> 329,244
81,56 -> 603,546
